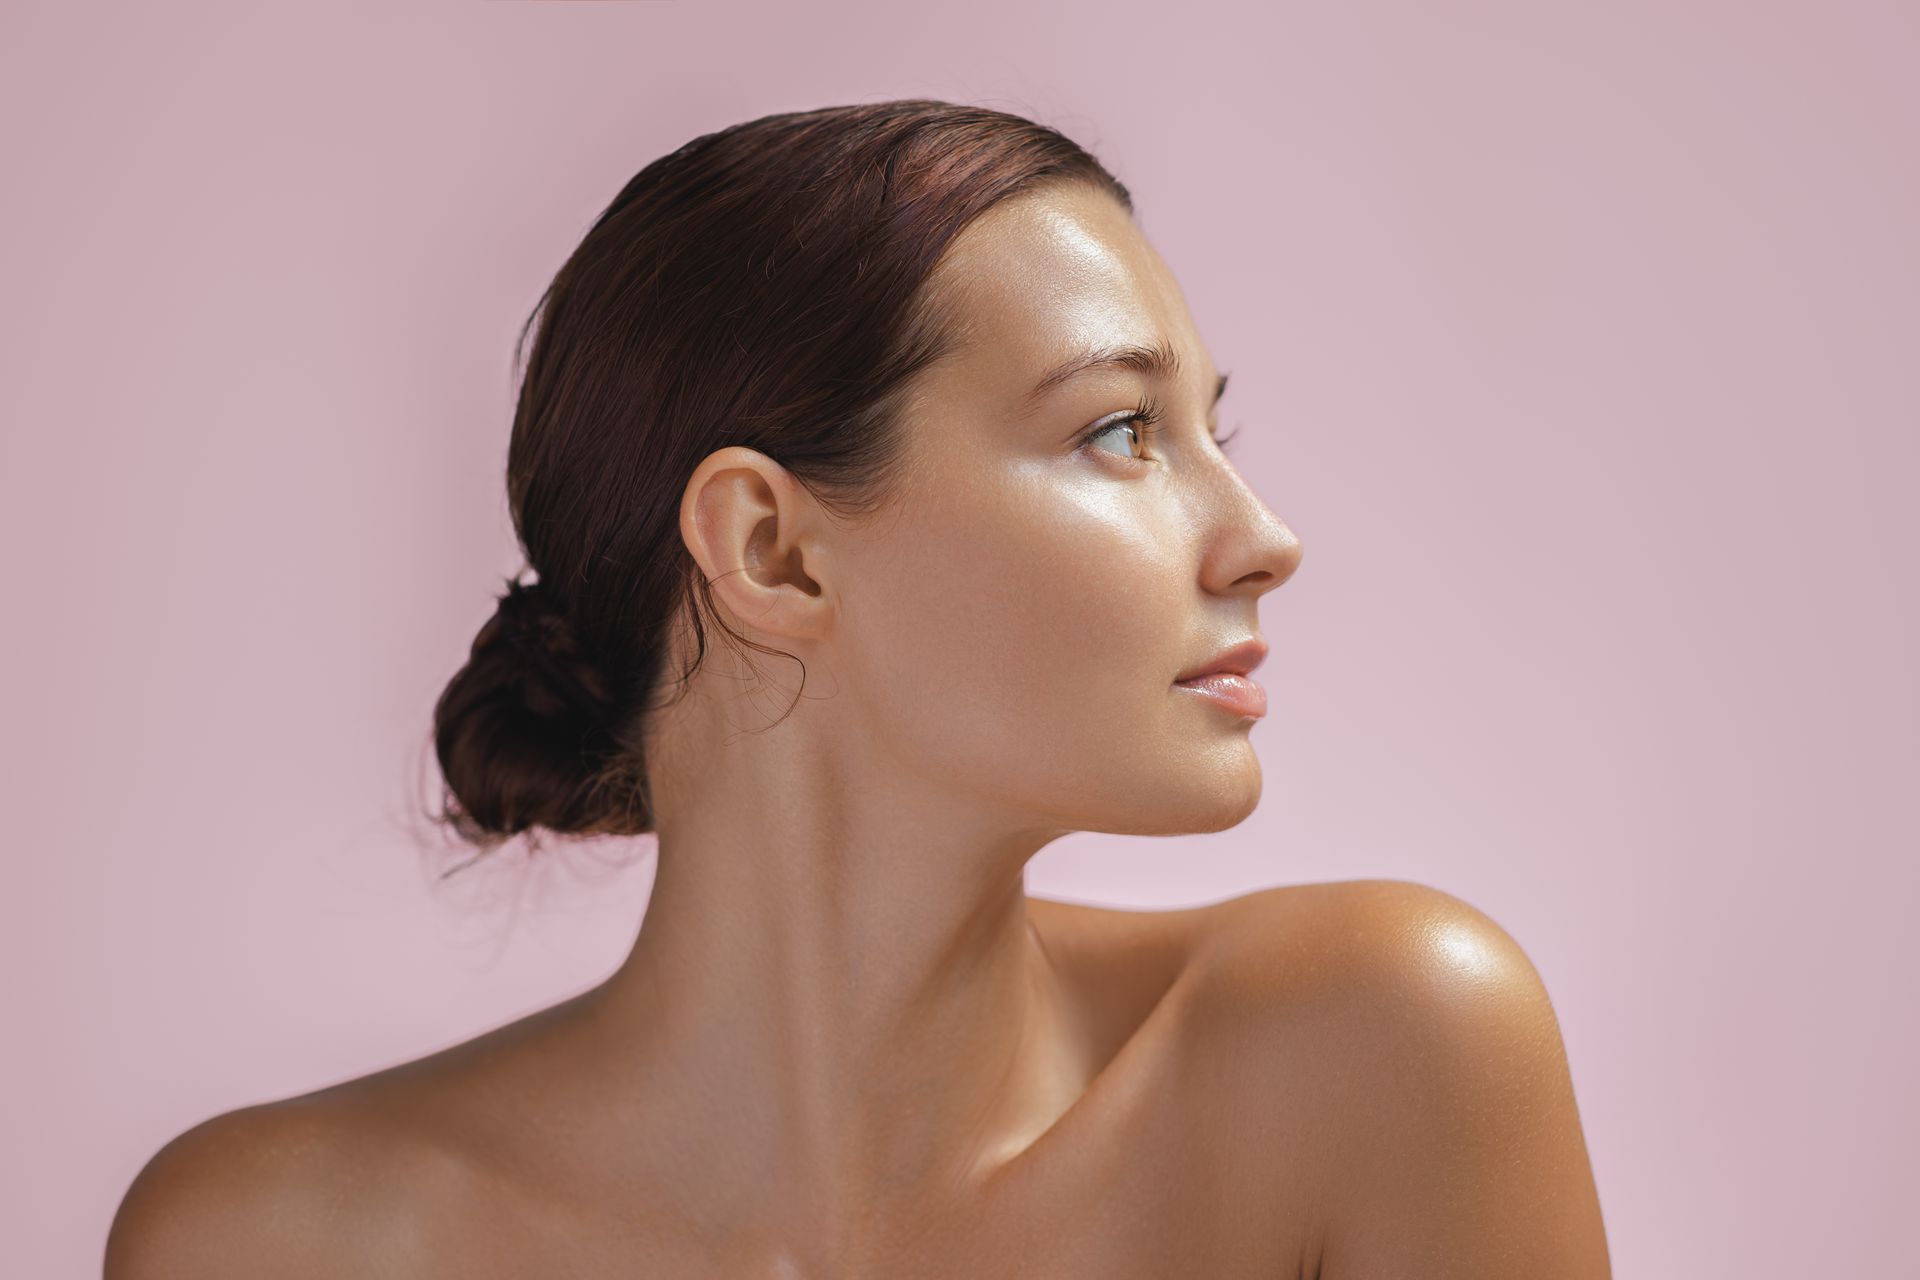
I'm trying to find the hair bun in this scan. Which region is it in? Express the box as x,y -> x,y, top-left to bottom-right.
431,572 -> 635,850
481,576 -> 612,723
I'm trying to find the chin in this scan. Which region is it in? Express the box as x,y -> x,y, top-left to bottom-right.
1096,778 -> 1263,837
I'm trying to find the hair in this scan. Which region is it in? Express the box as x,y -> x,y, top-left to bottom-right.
427,99 -> 1133,871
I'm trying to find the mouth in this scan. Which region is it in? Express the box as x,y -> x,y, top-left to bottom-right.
1172,672 -> 1267,719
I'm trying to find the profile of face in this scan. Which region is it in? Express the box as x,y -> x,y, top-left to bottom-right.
665,181 -> 1303,841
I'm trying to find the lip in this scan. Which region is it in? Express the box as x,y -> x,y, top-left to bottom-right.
1173,672 -> 1267,719
1173,637 -> 1269,720
1174,637 -> 1268,683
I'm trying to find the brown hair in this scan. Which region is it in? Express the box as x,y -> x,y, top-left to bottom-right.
428,99 -> 1132,869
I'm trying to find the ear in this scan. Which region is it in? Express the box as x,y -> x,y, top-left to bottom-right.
677,446 -> 833,646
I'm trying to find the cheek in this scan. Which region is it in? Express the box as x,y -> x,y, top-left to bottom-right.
837,470 -> 1193,793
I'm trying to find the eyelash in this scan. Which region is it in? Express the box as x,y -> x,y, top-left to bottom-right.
1080,394 -> 1241,461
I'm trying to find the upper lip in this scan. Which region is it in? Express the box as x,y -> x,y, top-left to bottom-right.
1175,636 -> 1268,683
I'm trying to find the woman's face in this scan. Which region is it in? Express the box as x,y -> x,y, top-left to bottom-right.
829,181 -> 1303,837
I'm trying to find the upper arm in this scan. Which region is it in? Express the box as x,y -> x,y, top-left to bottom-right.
105,1103 -> 385,1280
1216,879 -> 1612,1280
1330,881 -> 1610,1279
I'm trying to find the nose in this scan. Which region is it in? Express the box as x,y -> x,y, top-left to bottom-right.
1199,476 -> 1302,599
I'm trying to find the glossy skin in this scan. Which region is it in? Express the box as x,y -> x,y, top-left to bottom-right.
106,184 -> 1610,1277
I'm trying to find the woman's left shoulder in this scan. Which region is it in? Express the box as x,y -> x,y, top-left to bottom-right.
1176,879 -> 1611,1277
1029,878 -> 1552,1043
1192,877 -> 1549,1002
1176,876 -> 1569,1080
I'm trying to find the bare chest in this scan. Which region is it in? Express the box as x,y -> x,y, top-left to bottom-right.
448,1136 -> 1303,1280
425,1008 -> 1314,1279
359,900 -> 1328,1278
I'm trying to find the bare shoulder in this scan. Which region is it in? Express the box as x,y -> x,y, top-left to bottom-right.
107,1101 -> 363,1278
105,1092 -> 480,1280
1188,878 -> 1613,1279
1195,877 -> 1546,1001
105,992 -> 609,1279
1035,877 -> 1553,1016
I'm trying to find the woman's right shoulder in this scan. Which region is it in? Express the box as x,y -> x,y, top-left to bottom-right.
105,1091 -> 469,1279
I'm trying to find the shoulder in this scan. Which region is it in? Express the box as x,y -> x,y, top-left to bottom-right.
1171,877 -> 1561,1120
105,1092 -> 482,1279
106,1101 -> 359,1278
1198,877 -> 1546,1009
1189,879 -> 1612,1278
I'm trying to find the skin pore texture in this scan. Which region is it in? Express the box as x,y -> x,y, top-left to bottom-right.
106,182 -> 1611,1279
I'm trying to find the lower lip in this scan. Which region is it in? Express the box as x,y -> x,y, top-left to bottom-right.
1173,673 -> 1267,719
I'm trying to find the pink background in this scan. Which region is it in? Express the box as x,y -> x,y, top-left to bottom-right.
5,3 -> 1915,1275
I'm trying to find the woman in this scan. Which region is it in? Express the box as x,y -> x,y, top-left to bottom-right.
108,100 -> 1610,1278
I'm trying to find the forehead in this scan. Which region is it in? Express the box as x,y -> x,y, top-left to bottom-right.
921,183 -> 1197,397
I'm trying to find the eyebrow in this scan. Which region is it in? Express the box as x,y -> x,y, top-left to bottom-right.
1020,338 -> 1230,416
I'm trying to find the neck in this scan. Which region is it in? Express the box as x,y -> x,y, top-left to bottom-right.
576,758 -> 1096,1246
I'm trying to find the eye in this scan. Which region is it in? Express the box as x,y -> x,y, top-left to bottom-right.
1080,398 -> 1162,461
1078,394 -> 1242,462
